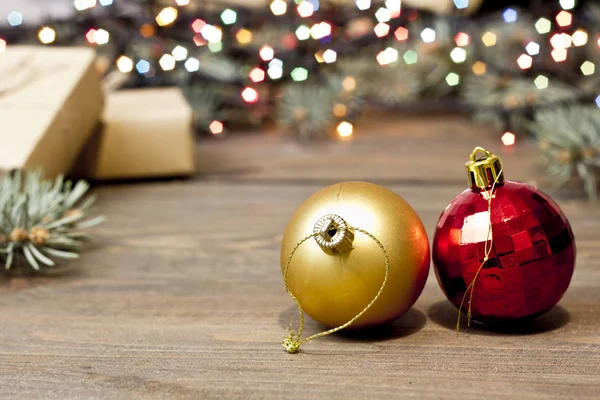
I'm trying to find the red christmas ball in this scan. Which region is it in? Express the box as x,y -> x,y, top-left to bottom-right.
432,148 -> 576,323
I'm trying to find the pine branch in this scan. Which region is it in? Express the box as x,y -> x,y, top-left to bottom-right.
530,106 -> 600,201
0,171 -> 104,273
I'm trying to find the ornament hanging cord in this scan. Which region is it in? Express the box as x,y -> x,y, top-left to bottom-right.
282,227 -> 390,354
456,165 -> 504,333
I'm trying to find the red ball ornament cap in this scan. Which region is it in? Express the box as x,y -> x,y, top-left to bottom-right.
433,147 -> 576,324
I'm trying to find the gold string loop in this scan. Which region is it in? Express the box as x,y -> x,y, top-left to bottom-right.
282,226 -> 390,354
456,166 -> 504,333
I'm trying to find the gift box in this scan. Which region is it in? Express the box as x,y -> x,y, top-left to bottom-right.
0,46 -> 104,178
74,88 -> 195,180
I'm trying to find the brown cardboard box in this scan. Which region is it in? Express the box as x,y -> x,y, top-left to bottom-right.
75,88 -> 195,180
0,46 -> 104,178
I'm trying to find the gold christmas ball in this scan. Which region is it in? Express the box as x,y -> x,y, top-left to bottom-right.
280,182 -> 430,329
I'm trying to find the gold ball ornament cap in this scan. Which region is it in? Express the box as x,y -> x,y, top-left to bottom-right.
466,147 -> 504,191
280,181 -> 430,331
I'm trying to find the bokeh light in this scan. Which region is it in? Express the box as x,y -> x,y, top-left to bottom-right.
535,18 -> 552,34
249,67 -> 266,82
502,8 -> 518,23
502,132 -> 516,146
291,67 -> 309,81
472,61 -> 486,76
421,28 -> 436,43
209,121 -> 224,135
7,11 -> 23,27
556,11 -> 572,27
236,29 -> 252,44
446,73 -> 460,86
116,56 -> 133,73
525,42 -> 540,56
355,0 -> 371,11
450,48 -> 467,63
551,48 -> 568,62
455,32 -> 470,47
403,50 -> 418,64
517,54 -> 533,69
534,75 -> 549,89
482,32 -> 497,47
337,121 -> 353,137
38,27 -> 56,44
241,87 -> 259,103
184,57 -> 200,72
581,61 -> 595,76
156,7 -> 178,26
572,29 -> 588,46
259,45 -> 275,61
374,23 -> 390,37
271,0 -> 287,15
323,49 -> 337,64
136,60 -> 151,74
377,47 -> 398,65
172,45 -> 188,61
395,27 -> 409,41
297,1 -> 314,18
220,9 -> 237,25
159,54 -> 176,71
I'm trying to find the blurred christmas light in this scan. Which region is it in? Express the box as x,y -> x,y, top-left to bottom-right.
208,42 -> 222,52
323,49 -> 337,64
259,45 -> 275,61
94,29 -> 109,45
375,7 -> 391,23
403,50 -> 418,64
192,19 -> 206,33
525,42 -> 540,55
0,38 -> 6,53
342,76 -> 356,91
355,0 -> 371,11
596,95 -> 600,107
297,1 -> 314,18
156,7 -> 178,26
472,61 -> 486,76
116,56 -> 133,73
242,87 -> 259,103
314,49 -> 325,63
454,32 -> 470,47
249,67 -> 266,82
99,0 -> 113,5
551,33 -> 572,49
209,121 -> 224,135
172,45 -> 188,61
535,18 -> 552,34
236,28 -> 253,44
333,104 -> 347,117
38,27 -> 56,44
377,47 -> 398,65
572,29 -> 588,46
136,60 -> 151,74
85,29 -> 97,44
581,61 -> 595,76
270,58 -> 283,69
559,0 -> 575,10
374,23 -> 390,37
7,11 -> 23,27
421,28 -> 436,43
184,57 -> 200,72
395,27 -> 409,41
385,0 -> 401,18
291,67 -> 308,81
221,9 -> 237,25
337,122 -> 353,137
502,8 -> 518,23
556,11 -> 572,27
308,0 -> 320,11
482,32 -> 497,46
175,0 -> 190,5
450,47 -> 467,63
534,75 -> 549,89
73,0 -> 96,11
271,0 -> 287,15
551,48 -> 568,62
310,22 -> 332,39
445,73 -> 460,86
501,132 -> 516,146
193,35 -> 207,46
159,54 -> 176,71
454,0 -> 469,9
201,25 -> 222,43
517,54 -> 533,69
296,25 -> 310,40
140,24 -> 155,38
267,65 -> 283,79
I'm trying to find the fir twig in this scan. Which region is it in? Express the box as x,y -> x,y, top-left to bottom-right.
0,171 -> 104,272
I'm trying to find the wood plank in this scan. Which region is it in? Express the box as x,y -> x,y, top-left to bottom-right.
1,115 -> 598,399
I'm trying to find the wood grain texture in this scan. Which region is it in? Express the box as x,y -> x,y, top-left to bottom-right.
1,114 -> 599,399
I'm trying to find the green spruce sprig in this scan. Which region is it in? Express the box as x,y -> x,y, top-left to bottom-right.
0,171 -> 104,272
530,106 -> 600,201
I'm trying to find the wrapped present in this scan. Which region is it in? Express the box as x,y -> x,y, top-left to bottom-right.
74,88 -> 195,180
0,46 -> 104,178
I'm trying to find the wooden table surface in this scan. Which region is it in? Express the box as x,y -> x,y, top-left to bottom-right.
2,115 -> 599,399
